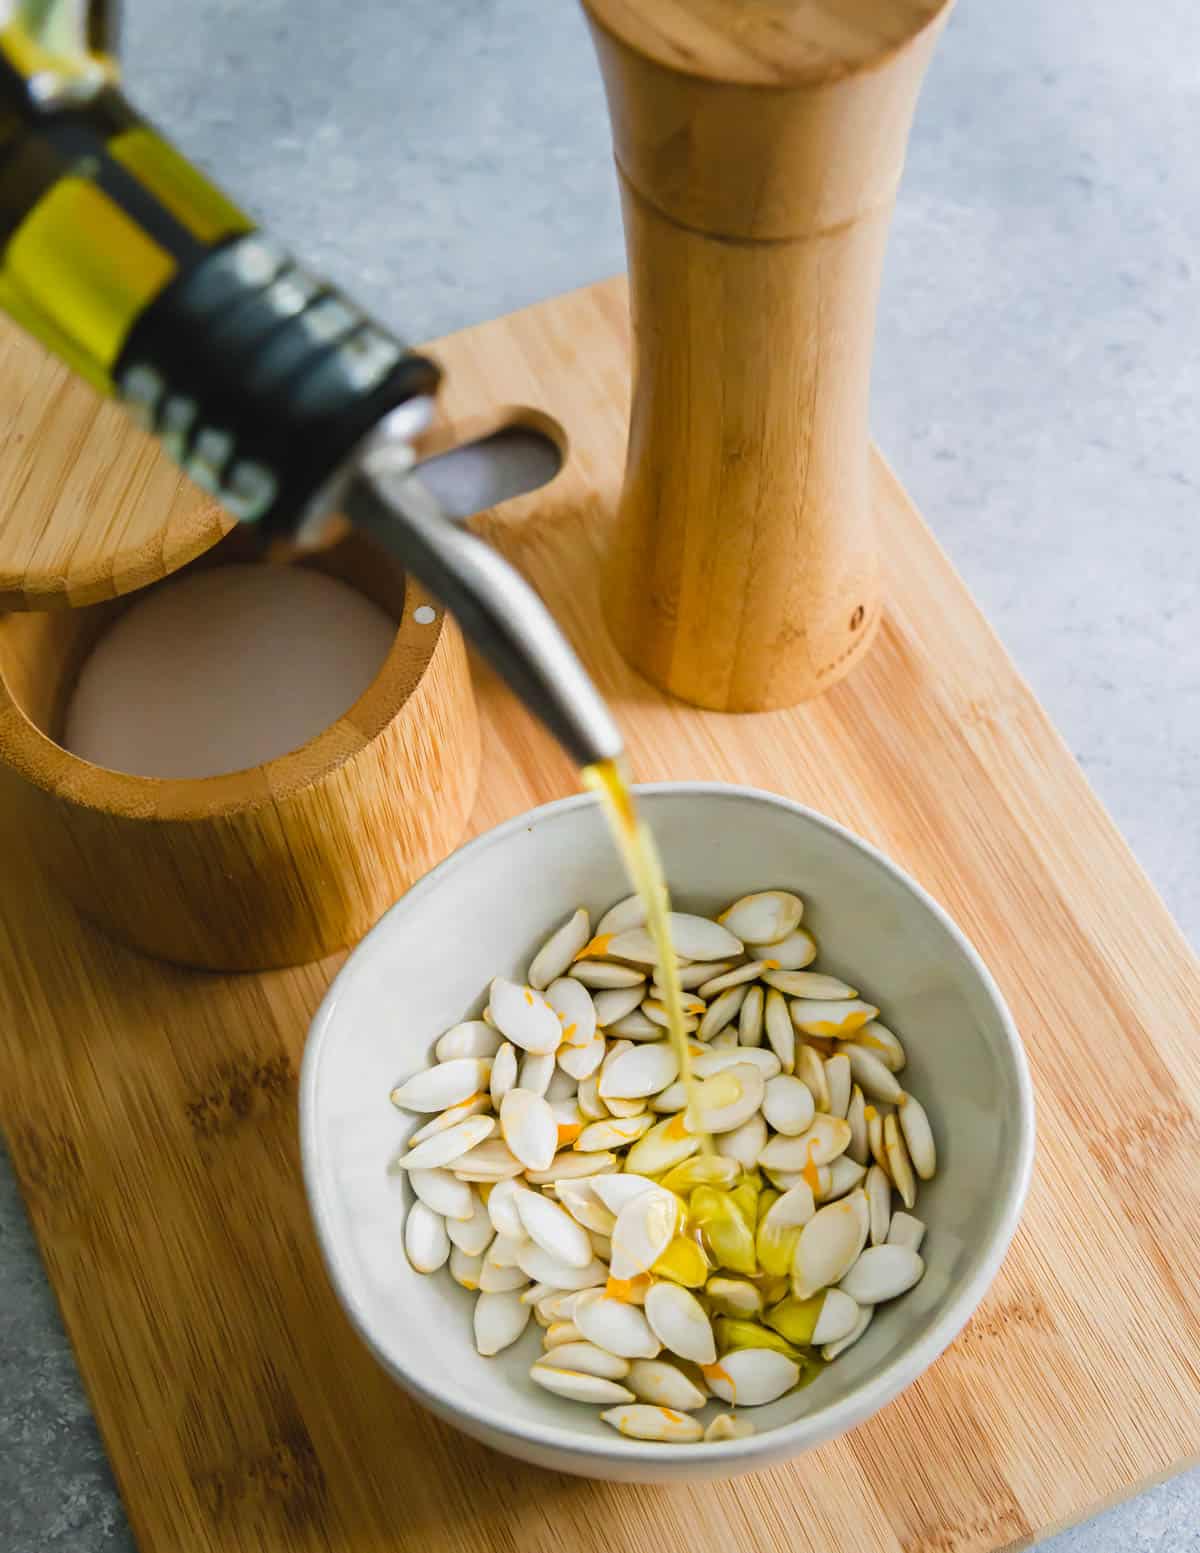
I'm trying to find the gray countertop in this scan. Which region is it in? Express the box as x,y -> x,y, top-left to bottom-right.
2,0 -> 1199,1548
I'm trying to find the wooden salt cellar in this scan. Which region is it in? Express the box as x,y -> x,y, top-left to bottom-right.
581,0 -> 954,710
0,327 -> 479,970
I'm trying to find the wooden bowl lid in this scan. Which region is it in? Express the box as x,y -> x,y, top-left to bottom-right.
0,324 -> 235,612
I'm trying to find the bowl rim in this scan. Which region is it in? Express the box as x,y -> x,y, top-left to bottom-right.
301,780 -> 1036,1467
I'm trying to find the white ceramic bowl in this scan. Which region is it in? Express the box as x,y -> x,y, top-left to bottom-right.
301,783 -> 1035,1482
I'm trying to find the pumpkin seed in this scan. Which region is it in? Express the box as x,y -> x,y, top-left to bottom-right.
605,1272 -> 653,1305
789,998 -> 879,1038
867,1106 -> 891,1175
596,892 -> 651,936
698,984 -> 749,1042
762,1074 -> 817,1136
592,985 -> 645,1026
692,1047 -> 781,1080
486,1231 -> 527,1268
406,1094 -> 491,1146
542,1319 -> 583,1346
820,1156 -> 867,1202
473,1289 -> 531,1355
898,1092 -> 937,1179
760,1115 -> 852,1172
645,1281 -> 716,1364
517,1052 -> 556,1098
764,970 -> 857,999
764,988 -> 795,1074
576,1071 -> 608,1119
608,1009 -> 662,1040
569,961 -> 646,989
452,1138 -> 525,1181
652,1236 -> 710,1287
822,1303 -> 874,1361
590,1173 -> 658,1214
532,1350 -> 632,1388
690,1186 -> 757,1275
483,1177 -> 527,1240
649,1079 -> 688,1113
435,1021 -> 502,1062
694,1062 -> 765,1134
866,1163 -> 892,1245
756,1182 -> 817,1276
709,1028 -> 739,1050
394,1114 -> 495,1172
713,1317 -> 803,1360
514,1187 -> 595,1269
525,1149 -> 618,1184
446,1189 -> 497,1255
409,1168 -> 475,1222
706,1277 -> 762,1318
762,927 -> 817,970
557,1034 -> 606,1081
529,909 -> 591,990
846,1020 -> 906,1072
825,1053 -> 852,1119
575,1114 -> 653,1151
543,976 -> 598,1051
477,1253 -> 528,1293
661,1156 -> 740,1193
705,1413 -> 756,1442
610,1186 -> 681,1278
796,1044 -> 831,1111
720,1113 -> 767,1171
574,1289 -> 661,1357
404,1201 -> 450,1273
847,1084 -> 869,1165
545,1066 -> 578,1102
719,890 -> 804,945
884,1112 -> 918,1209
672,959 -> 737,991
391,1058 -> 493,1113
489,978 -> 563,1054
702,1349 -> 798,1407
887,1212 -> 926,1253
626,1359 -> 707,1411
839,1245 -> 924,1304
449,1245 -> 483,1290
489,1043 -> 518,1108
698,960 -> 773,998
553,1177 -> 618,1236
791,1190 -> 870,1298
812,1287 -> 861,1345
644,991 -> 705,1020
625,1114 -> 701,1175
599,1041 -> 679,1100
601,1404 -> 704,1442
737,984 -> 765,1048
537,1290 -> 584,1323
845,1045 -> 903,1104
516,1242 -> 608,1290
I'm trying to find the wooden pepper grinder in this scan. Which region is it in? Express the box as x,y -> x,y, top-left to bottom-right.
581,0 -> 954,710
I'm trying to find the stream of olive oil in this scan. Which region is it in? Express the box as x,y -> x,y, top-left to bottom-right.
582,757 -> 712,1154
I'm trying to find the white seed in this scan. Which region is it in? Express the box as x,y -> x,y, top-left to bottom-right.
452,1138 -> 524,1181
446,1190 -> 495,1255
525,1150 -> 618,1183
569,960 -> 646,989
760,1115 -> 852,1171
790,998 -> 879,1039
525,1283 -> 554,1311
762,1074 -> 817,1135
720,1113 -> 767,1170
705,1413 -> 756,1442
812,1288 -> 861,1345
575,1114 -> 653,1151
533,1341 -> 631,1380
516,1241 -> 608,1289
887,1212 -> 927,1253
406,1094 -> 490,1146
435,1021 -> 502,1061
404,1201 -> 450,1273
764,927 -> 817,970
694,1062 -> 765,1134
590,1174 -> 658,1215
610,1186 -> 680,1278
674,959 -> 737,990
529,909 -> 591,990
649,1079 -> 688,1113
486,1178 -> 528,1241
553,1177 -> 617,1236
706,1277 -> 763,1318
518,1051 -> 556,1097
599,1041 -> 679,1100
574,1290 -> 661,1358
867,1106 -> 890,1175
545,1066 -> 578,1102
884,1112 -> 918,1209
489,978 -> 562,1054
537,1290 -> 584,1323
703,1349 -> 798,1407
514,1187 -> 594,1268
764,989 -> 796,1074
738,984 -> 765,1046
846,1020 -> 907,1072
825,1053 -> 852,1119
449,1245 -> 484,1290
486,1232 -> 527,1268
791,1190 -> 870,1298
820,1156 -> 867,1202
844,1045 -> 904,1103
542,1319 -> 583,1346
710,1028 -> 739,1051
765,970 -> 857,999
544,976 -> 597,1049
898,1093 -> 937,1179
530,1366 -> 635,1405
608,1009 -> 662,1040
822,1303 -> 874,1361
668,913 -> 744,960
394,1115 -> 495,1171
557,1034 -> 606,1080
477,1255 -> 528,1293
644,991 -> 705,1021
499,1089 -> 557,1172
409,1168 -> 475,1221
606,1093 -> 650,1119
847,1084 -> 869,1165
692,1047 -> 781,1080
596,892 -> 650,936
473,1290 -> 531,1355
797,1045 -> 831,1111
644,1282 -> 717,1364
577,1072 -> 607,1119
603,927 -> 671,965
763,1163 -> 830,1197
866,1163 -> 892,1245
490,1042 -> 518,1107
697,960 -> 772,998
839,1245 -> 924,1304
390,1058 -> 493,1113
719,890 -> 804,945
593,985 -> 645,1026
698,984 -> 748,1042
625,1115 -> 701,1175
626,1359 -> 708,1410
601,1404 -> 703,1442
756,1182 -> 815,1272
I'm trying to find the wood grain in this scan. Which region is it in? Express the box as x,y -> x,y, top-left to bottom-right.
2,277 -> 1200,1551
581,0 -> 952,709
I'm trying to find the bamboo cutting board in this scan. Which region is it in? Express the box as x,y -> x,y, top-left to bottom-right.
2,277 -> 1199,1553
